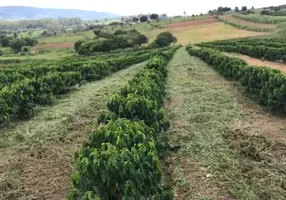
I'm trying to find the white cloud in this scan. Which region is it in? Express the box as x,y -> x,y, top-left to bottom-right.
0,0 -> 285,16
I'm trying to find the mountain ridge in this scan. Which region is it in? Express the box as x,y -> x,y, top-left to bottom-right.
0,6 -> 118,20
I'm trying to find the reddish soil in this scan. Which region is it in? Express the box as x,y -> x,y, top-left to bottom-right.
168,17 -> 218,29
34,42 -> 74,49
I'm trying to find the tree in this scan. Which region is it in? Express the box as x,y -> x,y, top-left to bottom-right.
252,6 -> 254,10
261,10 -> 272,15
184,11 -> 186,18
93,29 -> 101,36
132,17 -> 139,22
150,13 -> 159,20
241,6 -> 247,11
235,7 -> 239,12
10,38 -> 27,52
218,7 -> 232,13
0,36 -> 12,47
132,34 -> 148,46
140,15 -> 148,22
151,32 -> 177,48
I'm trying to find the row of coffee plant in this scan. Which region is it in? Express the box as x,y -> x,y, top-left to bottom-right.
68,46 -> 180,200
0,49 -> 166,124
0,48 -> 169,90
0,50 -> 163,90
198,38 -> 286,48
186,45 -> 286,113
196,39 -> 286,62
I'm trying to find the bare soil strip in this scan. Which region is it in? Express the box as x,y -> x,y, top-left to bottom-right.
164,48 -> 286,200
227,53 -> 286,74
0,62 -> 146,200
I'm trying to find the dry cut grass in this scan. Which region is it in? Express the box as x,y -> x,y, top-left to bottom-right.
164,48 -> 286,200
168,21 -> 267,45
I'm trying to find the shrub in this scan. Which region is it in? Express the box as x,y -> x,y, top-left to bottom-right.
93,29 -> 101,36
74,40 -> 84,52
261,10 -> 273,15
114,30 -> 128,35
151,32 -> 177,48
97,31 -> 114,39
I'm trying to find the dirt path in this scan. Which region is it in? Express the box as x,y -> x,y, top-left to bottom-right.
226,53 -> 286,73
0,62 -> 146,200
164,48 -> 286,199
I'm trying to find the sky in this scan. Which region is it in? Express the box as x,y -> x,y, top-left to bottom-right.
0,0 -> 285,16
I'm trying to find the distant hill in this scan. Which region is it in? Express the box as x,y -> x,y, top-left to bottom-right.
0,6 -> 118,20
263,4 -> 286,9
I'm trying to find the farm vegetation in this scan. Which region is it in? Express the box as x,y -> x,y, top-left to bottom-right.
197,38 -> 286,62
75,29 -> 149,55
0,49 -> 168,124
68,46 -> 180,199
